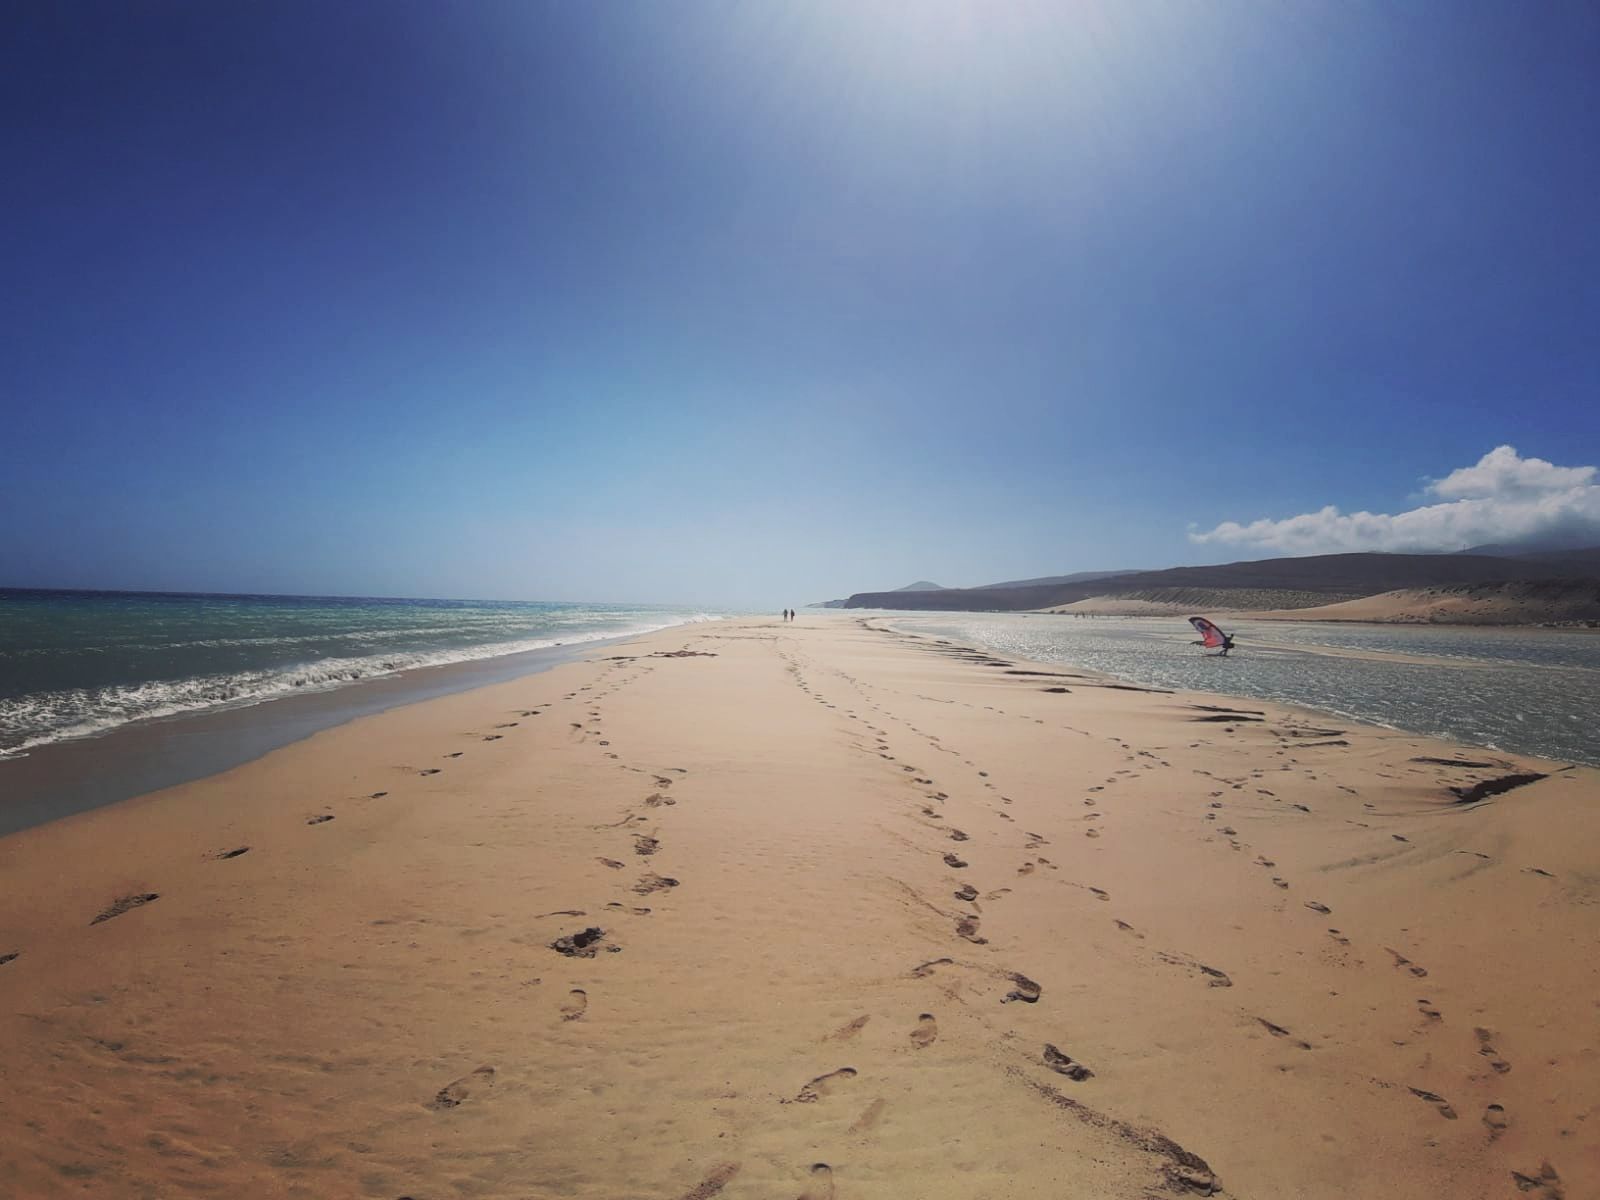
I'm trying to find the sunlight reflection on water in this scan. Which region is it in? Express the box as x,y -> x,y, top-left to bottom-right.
888,613 -> 1600,766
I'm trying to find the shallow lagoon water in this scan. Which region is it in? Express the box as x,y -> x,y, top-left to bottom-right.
888,613 -> 1600,767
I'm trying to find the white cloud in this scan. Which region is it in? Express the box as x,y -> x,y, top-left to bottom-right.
1190,446 -> 1600,555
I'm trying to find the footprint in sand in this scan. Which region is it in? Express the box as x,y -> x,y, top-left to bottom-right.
597,857 -> 625,869
91,894 -> 159,925
1386,948 -> 1429,978
215,846 -> 250,860
953,884 -> 978,902
369,791 -> 388,798
1510,1161 -> 1563,1198
1408,1086 -> 1458,1120
825,1015 -> 870,1042
1043,1043 -> 1093,1081
1257,1018 -> 1313,1050
1304,900 -> 1331,913
797,1163 -> 836,1200
1475,1027 -> 1512,1074
420,768 -> 441,776
796,1068 -> 857,1103
677,1162 -> 741,1200
550,927 -> 613,957
955,916 -> 986,944
848,1099 -> 886,1134
944,853 -> 969,869
910,1013 -> 938,1048
911,958 -> 953,978
1003,973 -> 1042,1003
634,872 -> 680,895
307,813 -> 335,824
429,1065 -> 495,1110
561,989 -> 588,1021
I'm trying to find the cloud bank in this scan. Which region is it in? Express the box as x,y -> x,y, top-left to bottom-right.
1191,446 -> 1600,556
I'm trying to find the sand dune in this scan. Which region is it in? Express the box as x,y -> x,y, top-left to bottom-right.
0,617 -> 1592,1198
1246,580 -> 1600,625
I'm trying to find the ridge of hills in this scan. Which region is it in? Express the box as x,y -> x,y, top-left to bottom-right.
838,547 -> 1600,624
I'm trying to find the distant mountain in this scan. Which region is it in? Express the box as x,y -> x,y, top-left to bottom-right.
978,569 -> 1137,590
1513,545 -> 1600,567
1463,535 -> 1600,557
842,550 -> 1600,613
892,581 -> 946,591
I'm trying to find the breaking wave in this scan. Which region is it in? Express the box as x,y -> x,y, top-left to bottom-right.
0,614 -> 721,759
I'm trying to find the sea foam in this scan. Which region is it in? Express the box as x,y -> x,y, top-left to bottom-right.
0,613 -> 722,759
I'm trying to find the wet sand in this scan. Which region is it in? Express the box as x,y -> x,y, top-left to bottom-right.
0,616 -> 1592,1198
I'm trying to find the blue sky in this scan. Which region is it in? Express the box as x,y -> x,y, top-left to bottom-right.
3,1 -> 1597,607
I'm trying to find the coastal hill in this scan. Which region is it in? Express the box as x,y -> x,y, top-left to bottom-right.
809,579 -> 945,608
840,547 -> 1600,624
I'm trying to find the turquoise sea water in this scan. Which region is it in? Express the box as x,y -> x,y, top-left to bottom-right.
0,590 -> 722,759
888,613 -> 1600,767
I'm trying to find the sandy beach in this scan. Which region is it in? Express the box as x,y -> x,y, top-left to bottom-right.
0,615 -> 1593,1199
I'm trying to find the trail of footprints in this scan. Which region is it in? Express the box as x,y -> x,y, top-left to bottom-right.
8,645 -> 714,1121
805,623 -> 1555,1193
14,623 -> 1555,1196
10,694 -> 573,954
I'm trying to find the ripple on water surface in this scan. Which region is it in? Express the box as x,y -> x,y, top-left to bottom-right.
891,614 -> 1600,767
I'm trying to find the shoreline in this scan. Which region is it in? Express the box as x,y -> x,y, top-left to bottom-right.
0,622 -> 714,838
1,614 -> 1592,1197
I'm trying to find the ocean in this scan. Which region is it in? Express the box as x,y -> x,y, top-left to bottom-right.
887,613 -> 1600,768
0,589 -> 723,761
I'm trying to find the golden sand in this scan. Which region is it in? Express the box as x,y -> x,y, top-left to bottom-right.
0,616 -> 1591,1198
